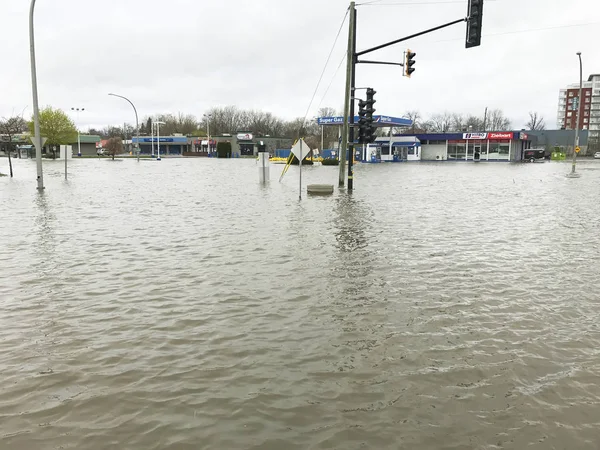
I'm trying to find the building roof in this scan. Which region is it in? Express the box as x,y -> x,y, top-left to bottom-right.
588,74 -> 600,81
73,134 -> 101,144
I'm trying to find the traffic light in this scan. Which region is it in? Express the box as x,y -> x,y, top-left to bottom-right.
404,50 -> 416,78
466,0 -> 484,48
365,88 -> 377,143
358,100 -> 369,144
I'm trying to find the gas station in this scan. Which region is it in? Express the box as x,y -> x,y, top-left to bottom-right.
316,115 -> 413,160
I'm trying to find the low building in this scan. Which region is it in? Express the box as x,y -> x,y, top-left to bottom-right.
71,135 -> 101,156
526,129 -> 589,155
132,135 -> 191,155
187,133 -> 293,157
362,131 -> 533,162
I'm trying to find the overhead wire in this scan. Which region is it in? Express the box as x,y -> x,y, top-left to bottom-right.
298,8 -> 349,135
358,0 -> 467,5
426,21 -> 600,45
316,52 -> 347,112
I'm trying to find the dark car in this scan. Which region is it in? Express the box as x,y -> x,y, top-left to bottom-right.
523,148 -> 545,163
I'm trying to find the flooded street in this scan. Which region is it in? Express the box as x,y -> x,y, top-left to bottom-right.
2,157 -> 600,449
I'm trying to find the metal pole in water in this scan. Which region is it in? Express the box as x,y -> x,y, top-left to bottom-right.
29,0 -> 44,190
571,52 -> 583,175
339,1 -> 356,187
299,139 -> 303,200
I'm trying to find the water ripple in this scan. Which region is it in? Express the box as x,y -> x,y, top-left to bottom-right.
2,159 -> 600,449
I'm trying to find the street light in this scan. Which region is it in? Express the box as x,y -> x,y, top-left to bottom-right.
151,121 -> 155,158
108,93 -> 140,162
569,52 -> 583,177
154,120 -> 165,161
203,113 -> 211,155
29,0 -> 43,190
71,107 -> 85,157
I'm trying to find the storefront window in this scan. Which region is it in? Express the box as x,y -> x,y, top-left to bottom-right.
381,144 -> 390,155
448,142 -> 466,160
488,140 -> 510,160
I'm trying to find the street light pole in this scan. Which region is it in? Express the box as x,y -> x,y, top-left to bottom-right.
571,51 -> 583,176
203,114 -> 211,155
151,121 -> 155,158
29,0 -> 43,190
108,93 -> 140,162
71,107 -> 84,157
155,121 -> 165,161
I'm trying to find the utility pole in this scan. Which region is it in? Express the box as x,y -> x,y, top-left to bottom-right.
29,0 -> 44,190
483,106 -> 488,131
339,1 -> 356,187
348,6 -> 357,190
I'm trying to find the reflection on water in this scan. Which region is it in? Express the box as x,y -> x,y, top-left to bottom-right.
2,158 -> 600,449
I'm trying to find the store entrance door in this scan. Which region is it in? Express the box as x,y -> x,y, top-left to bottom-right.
240,143 -> 254,156
467,142 -> 483,160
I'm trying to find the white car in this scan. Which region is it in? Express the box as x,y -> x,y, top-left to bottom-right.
97,148 -> 106,156
594,152 -> 600,159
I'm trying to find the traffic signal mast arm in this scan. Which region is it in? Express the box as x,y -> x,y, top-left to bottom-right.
355,17 -> 466,57
356,59 -> 404,67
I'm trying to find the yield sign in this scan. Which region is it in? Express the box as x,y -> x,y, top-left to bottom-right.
291,138 -> 311,160
30,136 -> 48,147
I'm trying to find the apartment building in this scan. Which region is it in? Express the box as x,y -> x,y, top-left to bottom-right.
557,74 -> 600,148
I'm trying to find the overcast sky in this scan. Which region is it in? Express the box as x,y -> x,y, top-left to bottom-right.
1,0 -> 599,131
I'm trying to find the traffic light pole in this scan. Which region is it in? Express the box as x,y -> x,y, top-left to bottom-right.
340,1 -> 477,190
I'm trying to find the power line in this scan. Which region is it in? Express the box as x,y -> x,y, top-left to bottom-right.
299,8 -> 349,133
427,21 -> 600,44
317,53 -> 347,111
358,0 -> 467,5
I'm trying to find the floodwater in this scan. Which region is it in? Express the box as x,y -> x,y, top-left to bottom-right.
2,157 -> 600,450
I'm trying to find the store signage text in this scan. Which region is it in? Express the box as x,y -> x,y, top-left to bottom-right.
142,138 -> 174,143
463,133 -> 487,140
463,132 -> 514,140
237,133 -> 253,140
318,117 -> 344,125
488,132 -> 513,140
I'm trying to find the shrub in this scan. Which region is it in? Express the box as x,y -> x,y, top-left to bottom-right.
321,158 -> 339,166
290,155 -> 314,165
216,142 -> 232,158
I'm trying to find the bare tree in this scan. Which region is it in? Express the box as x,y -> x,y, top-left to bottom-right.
487,109 -> 511,130
0,116 -> 28,177
451,113 -> 465,132
105,137 -> 123,160
526,112 -> 545,131
404,110 -> 421,133
465,115 -> 484,131
429,112 -> 453,133
175,112 -> 199,135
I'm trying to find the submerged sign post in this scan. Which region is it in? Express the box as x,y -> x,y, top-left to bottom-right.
291,138 -> 311,200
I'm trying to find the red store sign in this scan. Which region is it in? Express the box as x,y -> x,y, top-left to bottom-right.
463,132 -> 514,140
488,132 -> 514,140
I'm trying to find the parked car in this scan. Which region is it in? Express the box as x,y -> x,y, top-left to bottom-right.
594,152 -> 600,159
97,148 -> 105,156
523,148 -> 545,163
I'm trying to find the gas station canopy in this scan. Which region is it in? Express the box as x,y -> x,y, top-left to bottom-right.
317,115 -> 412,128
